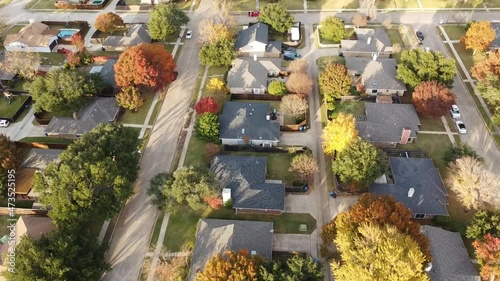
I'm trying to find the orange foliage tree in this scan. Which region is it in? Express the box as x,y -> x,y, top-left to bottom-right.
413,81 -> 456,118
473,234 -> 500,281
461,21 -> 496,55
471,50 -> 500,83
196,250 -> 263,281
114,43 -> 176,91
94,12 -> 125,34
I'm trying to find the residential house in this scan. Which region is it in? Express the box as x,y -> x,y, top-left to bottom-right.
89,59 -> 118,90
219,101 -> 280,146
356,103 -> 421,147
211,155 -> 285,214
4,22 -> 59,53
102,24 -> 151,51
370,157 -> 449,219
0,52 -> 17,87
345,57 -> 407,96
235,23 -> 282,57
44,97 -> 120,139
188,219 -> 273,281
421,225 -> 480,281
341,28 -> 392,58
490,23 -> 500,50
227,57 -> 282,94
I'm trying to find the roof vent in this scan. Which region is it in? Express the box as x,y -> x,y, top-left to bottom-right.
251,250 -> 257,256
367,36 -> 372,44
266,113 -> 271,121
242,128 -> 245,134
253,54 -> 257,61
408,188 -> 415,198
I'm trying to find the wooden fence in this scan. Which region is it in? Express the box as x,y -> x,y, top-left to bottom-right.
0,207 -> 48,216
230,94 -> 282,101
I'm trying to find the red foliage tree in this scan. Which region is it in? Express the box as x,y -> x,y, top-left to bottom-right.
114,43 -> 176,91
70,32 -> 85,53
473,234 -> 500,281
205,143 -> 220,162
66,52 -> 81,68
194,97 -> 220,114
413,81 -> 456,118
203,196 -> 223,209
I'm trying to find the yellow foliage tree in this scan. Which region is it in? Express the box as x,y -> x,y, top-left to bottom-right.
321,113 -> 359,154
205,78 -> 228,95
196,249 -> 262,281
461,21 -> 496,55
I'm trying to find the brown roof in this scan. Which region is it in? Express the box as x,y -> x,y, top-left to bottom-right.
21,22 -> 49,35
15,168 -> 36,195
3,22 -> 56,47
15,216 -> 55,241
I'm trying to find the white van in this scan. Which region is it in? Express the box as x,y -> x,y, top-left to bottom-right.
290,22 -> 300,42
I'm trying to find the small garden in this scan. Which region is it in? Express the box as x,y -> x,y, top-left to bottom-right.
0,94 -> 30,120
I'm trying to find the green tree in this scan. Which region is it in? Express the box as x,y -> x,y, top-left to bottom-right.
443,143 -> 483,166
396,48 -> 456,88
319,17 -> 346,43
116,86 -> 145,112
333,140 -> 387,192
148,3 -> 189,41
199,38 -> 236,67
466,210 -> 500,240
268,80 -> 287,96
0,134 -> 19,198
318,63 -> 352,110
259,254 -> 323,281
258,3 -> 295,33
148,166 -> 218,212
33,124 -> 140,227
195,113 -> 220,141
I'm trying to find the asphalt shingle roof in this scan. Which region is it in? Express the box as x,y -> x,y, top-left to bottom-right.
345,57 -> 406,91
21,149 -> 63,169
370,157 -> 448,216
341,28 -> 392,53
234,23 -> 269,50
422,226 -> 480,281
4,22 -> 56,47
211,155 -> 285,211
103,24 -> 151,48
227,57 -> 281,89
490,23 -> 500,49
100,59 -> 117,87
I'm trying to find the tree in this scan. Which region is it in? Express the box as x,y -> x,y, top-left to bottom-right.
287,59 -> 308,73
198,17 -> 231,45
473,234 -> 500,281
199,39 -> 236,67
155,256 -> 188,281
397,49 -> 456,88
461,21 -> 495,55
197,250 -> 262,281
321,112 -> 359,154
318,63 -> 352,110
471,50 -> 500,83
33,124 -> 140,226
94,12 -> 125,34
116,86 -> 145,112
29,69 -> 102,113
268,80 -> 287,96
289,154 -> 319,182
194,97 -> 220,114
358,0 -> 377,20
258,3 -> 295,33
195,113 -> 220,141
0,51 -> 41,80
412,81 -> 456,117
466,210 -> 500,240
205,77 -> 229,95
114,43 -> 176,90
286,72 -> 313,96
0,135 -> 19,197
320,17 -> 346,43
280,94 -> 308,117
446,156 -> 500,210
71,32 -> 85,52
259,254 -> 323,281
148,3 -> 189,41
351,13 -> 368,28
443,143 -> 483,166
381,18 -> 392,30
333,140 -> 387,192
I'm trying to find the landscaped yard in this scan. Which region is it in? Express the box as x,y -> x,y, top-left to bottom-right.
0,95 -> 29,119
163,206 -> 203,252
120,92 -> 156,124
329,101 -> 365,119
307,0 -> 358,10
183,136 -> 214,168
40,53 -> 67,66
316,56 -> 346,70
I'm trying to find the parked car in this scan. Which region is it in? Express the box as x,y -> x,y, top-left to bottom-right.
416,31 -> 425,41
248,10 -> 260,17
0,119 -> 10,128
456,120 -> 467,134
290,22 -> 301,42
186,29 -> 193,39
172,71 -> 178,81
283,49 -> 301,61
450,104 -> 461,119
57,48 -> 70,54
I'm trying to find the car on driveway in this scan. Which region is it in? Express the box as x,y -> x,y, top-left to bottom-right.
186,29 -> 192,39
450,104 -> 461,119
283,49 -> 301,61
456,120 -> 467,134
0,119 -> 10,128
416,31 -> 425,41
248,10 -> 260,17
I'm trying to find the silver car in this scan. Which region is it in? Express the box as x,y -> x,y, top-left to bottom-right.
455,120 -> 466,134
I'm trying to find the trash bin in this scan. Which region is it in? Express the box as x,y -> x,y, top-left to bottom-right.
302,185 -> 309,193
329,191 -> 337,198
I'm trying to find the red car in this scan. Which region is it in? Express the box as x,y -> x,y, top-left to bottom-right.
57,48 -> 70,54
248,10 -> 260,17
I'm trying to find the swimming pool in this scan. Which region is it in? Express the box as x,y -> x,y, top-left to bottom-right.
92,0 -> 104,4
58,29 -> 79,40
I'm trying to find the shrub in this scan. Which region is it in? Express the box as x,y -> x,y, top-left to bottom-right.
268,80 -> 287,96
194,97 -> 220,114
195,113 -> 220,141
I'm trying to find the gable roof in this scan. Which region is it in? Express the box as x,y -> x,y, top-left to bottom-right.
188,219 -> 273,281
211,155 -> 285,211
341,28 -> 392,54
356,103 -> 420,143
370,157 -> 448,216
100,59 -> 117,87
227,57 -> 281,89
219,101 -> 280,142
422,226 -> 480,281
235,23 -> 269,50
4,22 -> 56,47
102,24 -> 151,47
44,97 -> 120,136
15,216 -> 55,241
345,57 -> 406,91
21,149 -> 63,169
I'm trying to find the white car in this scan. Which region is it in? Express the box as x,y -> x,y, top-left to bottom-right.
186,29 -> 192,39
450,104 -> 461,119
0,119 -> 10,128
456,120 -> 467,134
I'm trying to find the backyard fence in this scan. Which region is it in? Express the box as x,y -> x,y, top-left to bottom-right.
222,145 -> 307,154
0,208 -> 48,216
0,95 -> 31,123
230,94 -> 282,101
16,141 -> 71,150
280,119 -> 307,131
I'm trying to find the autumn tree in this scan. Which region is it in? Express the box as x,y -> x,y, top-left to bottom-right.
258,3 -> 295,33
318,63 -> 352,110
198,14 -> 232,45
0,51 -> 41,80
289,154 -> 319,182
259,254 -> 323,281
148,3 -> 189,41
473,234 -> 500,281
194,97 -> 220,114
205,143 -> 221,164
471,50 -> 500,83
443,143 -> 483,166
116,86 -> 145,112
199,39 -> 236,67
280,94 -> 308,117
466,210 -> 500,240
321,112 -> 359,154
114,43 -> 176,90
70,32 -> 85,52
461,21 -> 495,55
94,12 -> 125,34
286,72 -> 313,96
320,17 -> 346,43
0,135 -> 19,198
155,256 -> 188,281
358,0 -> 377,20
195,113 -> 220,141
351,13 -> 368,28
268,80 -> 287,96
471,50 -> 500,113
205,78 -> 229,95
287,59 -> 308,73
446,156 -> 500,210
412,81 -> 456,117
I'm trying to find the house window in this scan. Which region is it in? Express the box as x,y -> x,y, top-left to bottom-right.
414,214 -> 425,219
371,89 -> 378,94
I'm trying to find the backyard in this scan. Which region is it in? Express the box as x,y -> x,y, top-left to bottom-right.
329,101 -> 365,119
0,95 -> 29,119
316,56 -> 346,70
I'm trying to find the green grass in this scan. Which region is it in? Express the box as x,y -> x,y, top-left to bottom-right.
419,116 -> 445,131
25,0 -> 55,9
442,25 -> 466,41
148,98 -> 162,125
89,50 -> 122,58
376,0 -> 420,8
150,211 -> 165,248
40,53 -> 67,66
19,136 -> 75,144
175,0 -> 193,10
307,0 -> 358,9
261,0 -> 304,9
183,137 -> 214,168
386,27 -> 406,47
164,206 -> 202,252
0,215 -> 20,238
0,0 -> 13,8
0,95 -> 29,118
12,106 -> 30,123
207,66 -> 228,78
231,0 -> 256,11
10,80 -> 30,92
316,56 -> 345,70
329,101 -> 365,119
452,43 -> 486,75
120,92 -> 156,124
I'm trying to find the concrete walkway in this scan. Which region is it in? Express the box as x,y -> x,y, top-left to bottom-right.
146,214 -> 170,281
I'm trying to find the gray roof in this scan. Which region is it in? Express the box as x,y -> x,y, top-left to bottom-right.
346,57 -> 406,91
422,226 -> 480,281
235,23 -> 269,50
100,59 -> 117,87
341,28 -> 392,53
219,101 -> 280,142
227,57 -> 281,89
44,97 -> 120,136
188,219 -> 273,281
211,155 -> 285,211
370,157 -> 448,216
491,23 -> 500,49
266,40 -> 282,53
102,24 -> 151,47
356,103 -> 421,143
21,149 -> 63,169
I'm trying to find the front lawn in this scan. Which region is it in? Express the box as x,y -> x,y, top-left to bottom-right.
150,211 -> 165,248
231,0 -> 256,11
307,0 -> 358,9
329,101 -> 365,119
183,136 -> 216,169
442,25 -> 466,41
0,95 -> 29,119
164,206 -> 203,252
418,116 -> 445,131
386,27 -> 406,47
261,0 -> 304,10
120,92 -> 156,124
376,0 -> 420,8
452,43 -> 486,74
316,56 -> 346,70
40,53 -> 67,66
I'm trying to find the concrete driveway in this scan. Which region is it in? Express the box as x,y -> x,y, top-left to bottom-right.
273,231 -> 319,257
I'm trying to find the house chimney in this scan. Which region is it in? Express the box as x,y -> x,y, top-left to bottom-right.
408,187 -> 415,198
367,36 -> 372,44
222,188 -> 231,204
399,127 -> 412,144
253,54 -> 257,61
372,53 -> 378,61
